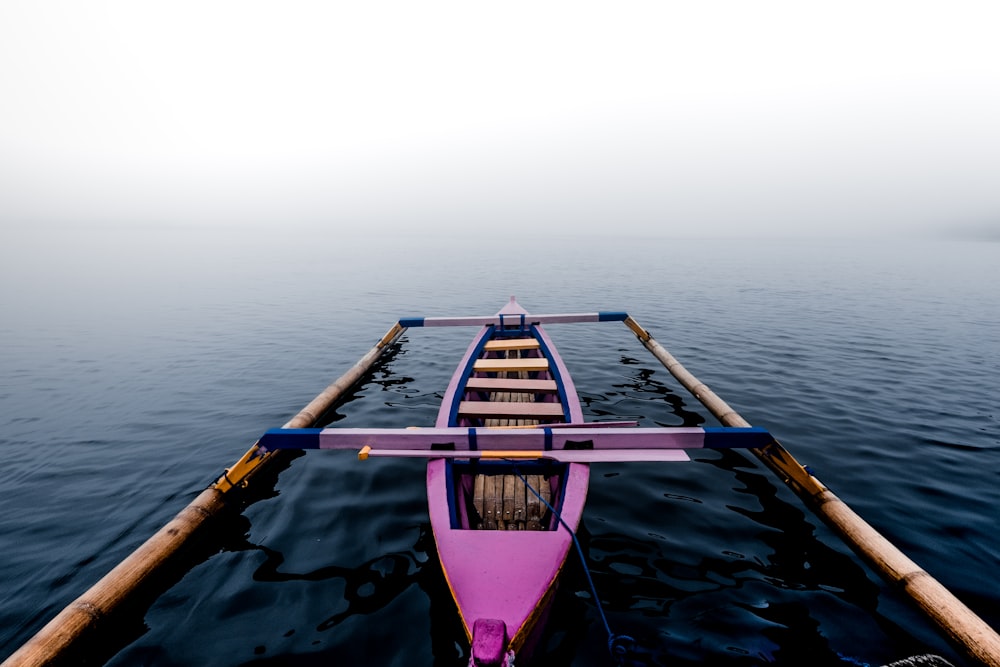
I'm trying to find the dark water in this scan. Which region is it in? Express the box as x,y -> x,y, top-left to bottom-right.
1,229 -> 998,666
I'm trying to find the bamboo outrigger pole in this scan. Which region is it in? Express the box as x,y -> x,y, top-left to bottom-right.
2,323 -> 407,667
622,316 -> 1000,667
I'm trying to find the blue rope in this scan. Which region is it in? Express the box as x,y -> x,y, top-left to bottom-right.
511,466 -> 635,665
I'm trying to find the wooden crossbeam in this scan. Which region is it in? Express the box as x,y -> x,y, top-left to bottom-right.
483,338 -> 541,351
458,401 -> 565,419
465,377 -> 558,393
473,358 -> 550,373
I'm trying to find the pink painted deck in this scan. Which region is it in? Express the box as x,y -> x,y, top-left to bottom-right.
426,461 -> 589,658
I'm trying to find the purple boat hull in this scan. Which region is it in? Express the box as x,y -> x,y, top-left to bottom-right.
427,298 -> 589,666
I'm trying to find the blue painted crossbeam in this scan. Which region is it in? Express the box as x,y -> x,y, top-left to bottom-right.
397,311 -> 628,328
257,426 -> 773,463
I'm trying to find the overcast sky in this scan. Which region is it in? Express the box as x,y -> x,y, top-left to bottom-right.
1,1 -> 998,238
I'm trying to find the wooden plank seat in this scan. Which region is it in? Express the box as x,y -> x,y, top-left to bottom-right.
458,401 -> 565,419
483,338 -> 541,351
465,377 -> 558,393
473,358 -> 550,373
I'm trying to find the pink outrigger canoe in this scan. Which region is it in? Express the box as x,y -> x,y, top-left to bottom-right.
259,298 -> 772,666
427,297 -> 591,666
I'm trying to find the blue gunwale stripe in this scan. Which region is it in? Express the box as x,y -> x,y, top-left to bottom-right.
261,428 -> 323,450
702,426 -> 773,449
397,317 -> 425,328
529,324 -> 572,424
448,325 -> 497,427
445,459 -> 461,528
598,311 -> 629,322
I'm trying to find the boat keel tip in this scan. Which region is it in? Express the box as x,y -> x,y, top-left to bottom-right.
471,618 -> 509,667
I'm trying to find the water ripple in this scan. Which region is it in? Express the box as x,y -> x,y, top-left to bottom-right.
3,235 -> 995,666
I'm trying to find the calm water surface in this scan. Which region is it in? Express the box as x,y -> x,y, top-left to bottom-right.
1,229 -> 997,666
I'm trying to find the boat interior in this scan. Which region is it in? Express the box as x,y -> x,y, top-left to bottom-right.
449,330 -> 570,532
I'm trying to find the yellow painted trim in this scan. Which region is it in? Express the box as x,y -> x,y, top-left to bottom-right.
378,322 -> 405,348
480,450 -> 544,459
508,556 -> 566,653
436,542 -> 475,643
752,441 -> 828,497
358,445 -> 371,461
213,444 -> 270,493
623,316 -> 651,342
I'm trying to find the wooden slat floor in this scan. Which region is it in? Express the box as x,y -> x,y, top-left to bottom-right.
473,472 -> 550,530
471,343 -> 557,530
